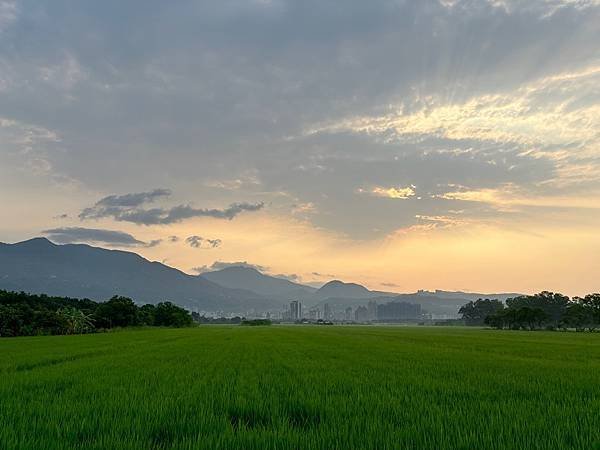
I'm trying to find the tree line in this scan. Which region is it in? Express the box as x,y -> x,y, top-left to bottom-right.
0,290 -> 193,337
459,291 -> 600,331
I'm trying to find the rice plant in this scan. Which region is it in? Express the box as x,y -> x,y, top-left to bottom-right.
0,326 -> 598,449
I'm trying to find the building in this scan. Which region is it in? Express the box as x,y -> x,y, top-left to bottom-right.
355,305 -> 368,322
323,303 -> 332,321
308,308 -> 321,321
290,300 -> 302,321
367,300 -> 378,321
377,301 -> 421,322
345,307 -> 353,321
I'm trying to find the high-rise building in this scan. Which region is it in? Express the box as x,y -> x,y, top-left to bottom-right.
290,300 -> 302,321
345,306 -> 353,321
323,303 -> 332,320
308,308 -> 321,320
355,305 -> 368,322
367,300 -> 377,321
377,301 -> 421,321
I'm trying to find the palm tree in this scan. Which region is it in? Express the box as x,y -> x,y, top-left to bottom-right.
57,307 -> 95,334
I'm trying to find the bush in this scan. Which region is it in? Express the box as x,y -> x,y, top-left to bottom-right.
154,302 -> 194,327
241,319 -> 272,326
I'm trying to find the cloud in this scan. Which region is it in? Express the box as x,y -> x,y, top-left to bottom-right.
86,189 -> 171,209
312,272 -> 337,278
0,1 -> 17,33
185,235 -> 222,249
79,189 -> 265,225
2,0 -> 600,243
361,185 -> 416,199
42,227 -> 160,248
436,185 -> 600,211
193,261 -> 268,274
273,273 -> 301,282
168,235 -> 179,243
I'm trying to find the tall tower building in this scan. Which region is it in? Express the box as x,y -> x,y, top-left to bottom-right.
290,300 -> 302,321
367,300 -> 378,321
323,303 -> 332,321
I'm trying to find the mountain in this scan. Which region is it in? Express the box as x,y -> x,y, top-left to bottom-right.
0,238 -> 282,312
201,266 -> 315,298
312,280 -> 395,301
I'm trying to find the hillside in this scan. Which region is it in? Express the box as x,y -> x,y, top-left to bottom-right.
201,266 -> 315,298
0,238 -> 281,312
312,280 -> 389,300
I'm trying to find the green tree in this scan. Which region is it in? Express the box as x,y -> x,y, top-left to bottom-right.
0,304 -> 24,337
516,307 -> 547,330
506,292 -> 569,329
94,296 -> 139,328
139,304 -> 157,326
459,299 -> 504,325
579,294 -> 600,331
154,302 -> 193,327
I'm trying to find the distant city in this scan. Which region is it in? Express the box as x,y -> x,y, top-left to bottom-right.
194,298 -> 436,324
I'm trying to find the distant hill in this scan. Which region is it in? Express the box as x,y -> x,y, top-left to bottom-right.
312,280 -> 393,300
0,237 -> 523,317
201,266 -> 315,298
0,238 -> 282,312
310,284 -> 520,317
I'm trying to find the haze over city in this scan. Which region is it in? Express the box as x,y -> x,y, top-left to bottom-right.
1,0 -> 599,296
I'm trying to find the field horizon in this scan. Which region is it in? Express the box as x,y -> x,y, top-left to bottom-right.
1,325 -> 598,449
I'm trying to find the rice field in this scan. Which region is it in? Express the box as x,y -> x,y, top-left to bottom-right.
0,326 -> 598,449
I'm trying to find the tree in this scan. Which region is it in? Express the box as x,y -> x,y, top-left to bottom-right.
57,307 -> 95,334
154,302 -> 193,327
94,296 -> 139,328
485,307 -> 546,330
0,305 -> 24,337
516,307 -> 547,330
459,299 -> 505,325
138,304 -> 157,326
578,294 -> 600,331
506,292 -> 569,329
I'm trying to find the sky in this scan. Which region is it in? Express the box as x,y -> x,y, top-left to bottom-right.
1,0 -> 599,296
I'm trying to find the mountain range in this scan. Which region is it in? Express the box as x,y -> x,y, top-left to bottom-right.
0,238 -> 520,315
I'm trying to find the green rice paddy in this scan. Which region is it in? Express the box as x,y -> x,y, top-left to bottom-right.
0,326 -> 598,449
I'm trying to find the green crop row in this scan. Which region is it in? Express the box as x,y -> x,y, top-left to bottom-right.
0,326 -> 598,449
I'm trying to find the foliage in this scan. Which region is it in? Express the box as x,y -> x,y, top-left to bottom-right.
0,290 -> 194,337
154,302 -> 194,327
57,307 -> 95,334
138,304 -> 157,326
506,292 -> 569,328
0,327 -> 598,449
191,313 -> 244,324
241,319 -> 272,326
458,299 -> 504,325
462,291 -> 600,331
94,296 -> 140,328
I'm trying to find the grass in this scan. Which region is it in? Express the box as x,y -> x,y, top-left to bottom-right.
0,326 -> 598,449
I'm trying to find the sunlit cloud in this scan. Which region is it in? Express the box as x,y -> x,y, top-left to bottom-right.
309,66 -> 600,152
438,184 -> 600,210
360,185 -> 416,199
